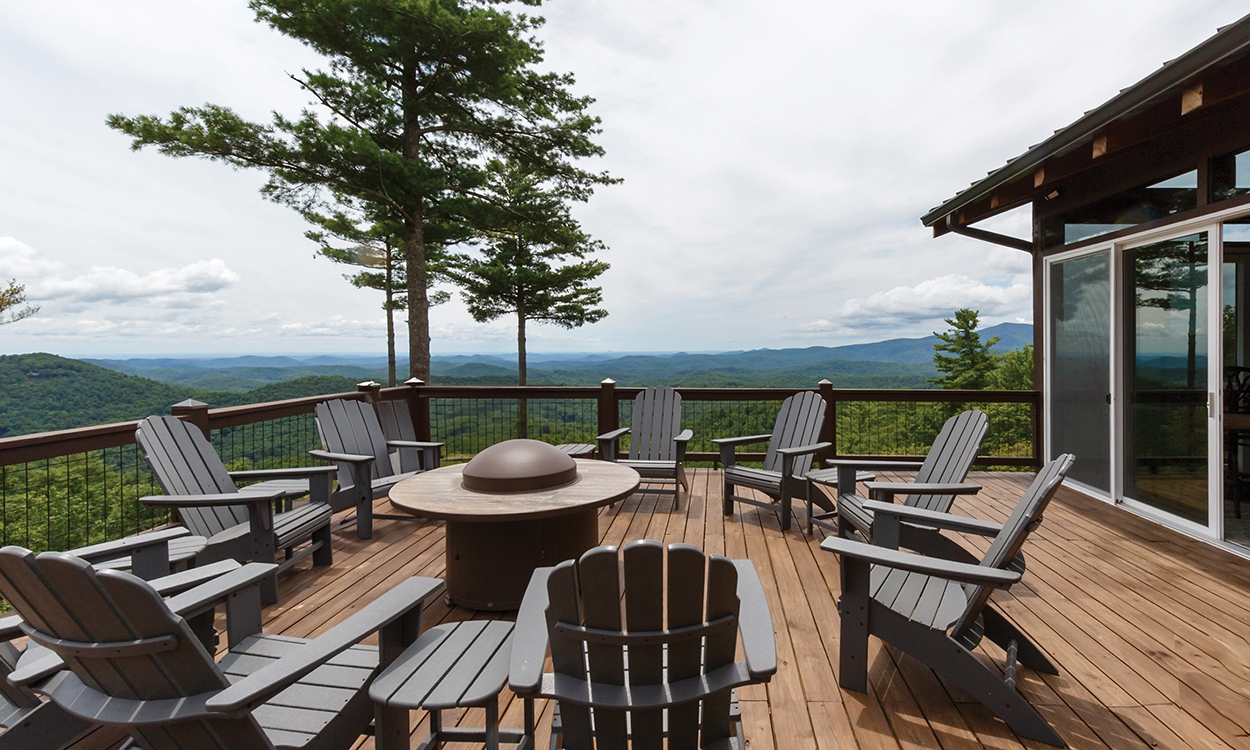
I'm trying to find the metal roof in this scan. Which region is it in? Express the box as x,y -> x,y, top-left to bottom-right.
921,12 -> 1250,229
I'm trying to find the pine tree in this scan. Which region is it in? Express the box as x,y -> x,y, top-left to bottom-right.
445,160 -> 607,434
107,0 -> 615,381
929,309 -> 1000,389
0,280 -> 37,325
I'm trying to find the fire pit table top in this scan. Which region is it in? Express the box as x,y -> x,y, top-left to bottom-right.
389,459 -> 640,522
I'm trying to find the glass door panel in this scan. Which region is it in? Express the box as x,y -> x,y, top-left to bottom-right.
1223,236 -> 1250,546
1049,253 -> 1111,491
1124,232 -> 1209,525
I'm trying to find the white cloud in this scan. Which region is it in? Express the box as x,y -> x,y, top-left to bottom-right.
280,317 -> 386,337
2,237 -> 239,310
837,274 -> 1032,329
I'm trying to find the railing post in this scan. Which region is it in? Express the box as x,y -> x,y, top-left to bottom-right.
357,380 -> 382,403
817,379 -> 836,465
598,379 -> 617,439
406,378 -> 431,442
1032,390 -> 1044,468
170,399 -> 210,439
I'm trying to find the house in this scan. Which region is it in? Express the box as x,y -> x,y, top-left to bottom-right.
924,13 -> 1250,552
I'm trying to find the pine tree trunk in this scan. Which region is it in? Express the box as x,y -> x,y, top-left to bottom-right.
517,307 -> 527,438
401,60 -> 431,382
385,254 -> 396,387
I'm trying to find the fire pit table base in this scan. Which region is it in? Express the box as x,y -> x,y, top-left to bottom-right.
445,511 -> 599,610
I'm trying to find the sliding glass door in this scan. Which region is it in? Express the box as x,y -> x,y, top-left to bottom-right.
1049,253 -> 1111,491
1122,232 -> 1210,525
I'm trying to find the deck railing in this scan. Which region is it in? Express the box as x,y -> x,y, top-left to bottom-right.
0,380 -> 1041,553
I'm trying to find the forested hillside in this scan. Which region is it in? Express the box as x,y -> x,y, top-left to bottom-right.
0,354 -> 359,437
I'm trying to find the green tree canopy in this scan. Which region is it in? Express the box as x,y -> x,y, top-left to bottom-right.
929,308 -> 1000,389
107,0 -> 615,381
446,159 -> 608,386
991,345 -> 1033,390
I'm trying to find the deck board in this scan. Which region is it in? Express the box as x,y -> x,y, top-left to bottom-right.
66,467 -> 1250,750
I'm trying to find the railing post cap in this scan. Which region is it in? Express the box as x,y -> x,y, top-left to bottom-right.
357,380 -> 382,388
405,377 -> 425,386
601,378 -> 616,385
171,399 -> 208,409
817,379 -> 832,385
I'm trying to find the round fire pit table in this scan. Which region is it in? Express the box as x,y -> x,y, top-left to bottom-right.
390,455 -> 639,610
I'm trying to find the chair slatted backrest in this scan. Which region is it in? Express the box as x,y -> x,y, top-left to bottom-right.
906,410 -> 989,512
950,454 -> 1075,640
545,541 -> 741,750
0,548 -> 270,750
629,387 -> 683,461
762,391 -> 826,476
137,416 -> 248,540
316,399 -> 396,483
375,399 -> 417,442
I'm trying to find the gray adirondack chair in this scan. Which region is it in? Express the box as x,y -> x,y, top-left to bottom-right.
312,398 -> 444,539
815,410 -> 990,561
0,545 -> 259,750
715,390 -> 862,531
820,454 -> 1075,747
510,540 -> 777,750
136,415 -> 337,604
597,386 -> 693,499
0,547 -> 445,750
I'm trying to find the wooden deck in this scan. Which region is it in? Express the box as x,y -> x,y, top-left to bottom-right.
82,468 -> 1250,749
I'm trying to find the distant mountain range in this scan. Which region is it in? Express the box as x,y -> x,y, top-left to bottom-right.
3,323 -> 1033,437
86,322 -> 1033,389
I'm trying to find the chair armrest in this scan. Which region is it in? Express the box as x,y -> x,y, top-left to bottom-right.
509,567 -> 555,695
711,435 -> 772,447
820,537 -> 1019,588
164,563 -> 279,621
207,576 -> 445,714
861,500 -> 1003,536
229,465 -> 337,480
674,429 -> 693,444
385,440 -> 444,450
714,434 -> 772,469
149,559 -> 243,597
141,491 -> 284,508
864,481 -> 982,504
776,442 -> 831,458
68,527 -> 189,563
826,459 -> 925,470
597,427 -> 630,442
9,642 -> 64,686
386,440 -> 444,472
308,449 -> 374,465
0,614 -> 23,642
598,429 -> 629,462
730,560 -> 777,681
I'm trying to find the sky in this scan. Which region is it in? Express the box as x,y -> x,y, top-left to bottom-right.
0,1 -> 1246,357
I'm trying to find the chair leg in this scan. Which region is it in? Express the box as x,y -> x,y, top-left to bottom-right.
723,476 -> 735,516
928,632 -> 1063,746
780,483 -> 792,532
356,495 -> 373,539
838,557 -> 871,692
981,606 -> 1058,675
313,522 -> 333,566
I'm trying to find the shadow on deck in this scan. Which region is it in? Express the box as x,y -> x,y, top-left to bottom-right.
80,468 -> 1250,750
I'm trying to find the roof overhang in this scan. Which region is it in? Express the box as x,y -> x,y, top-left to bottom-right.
923,12 -> 1250,237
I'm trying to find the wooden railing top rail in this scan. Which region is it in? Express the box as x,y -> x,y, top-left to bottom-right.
206,390 -> 366,429
0,382 -> 1042,468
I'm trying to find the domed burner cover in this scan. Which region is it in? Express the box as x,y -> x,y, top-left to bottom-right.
461,439 -> 579,493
